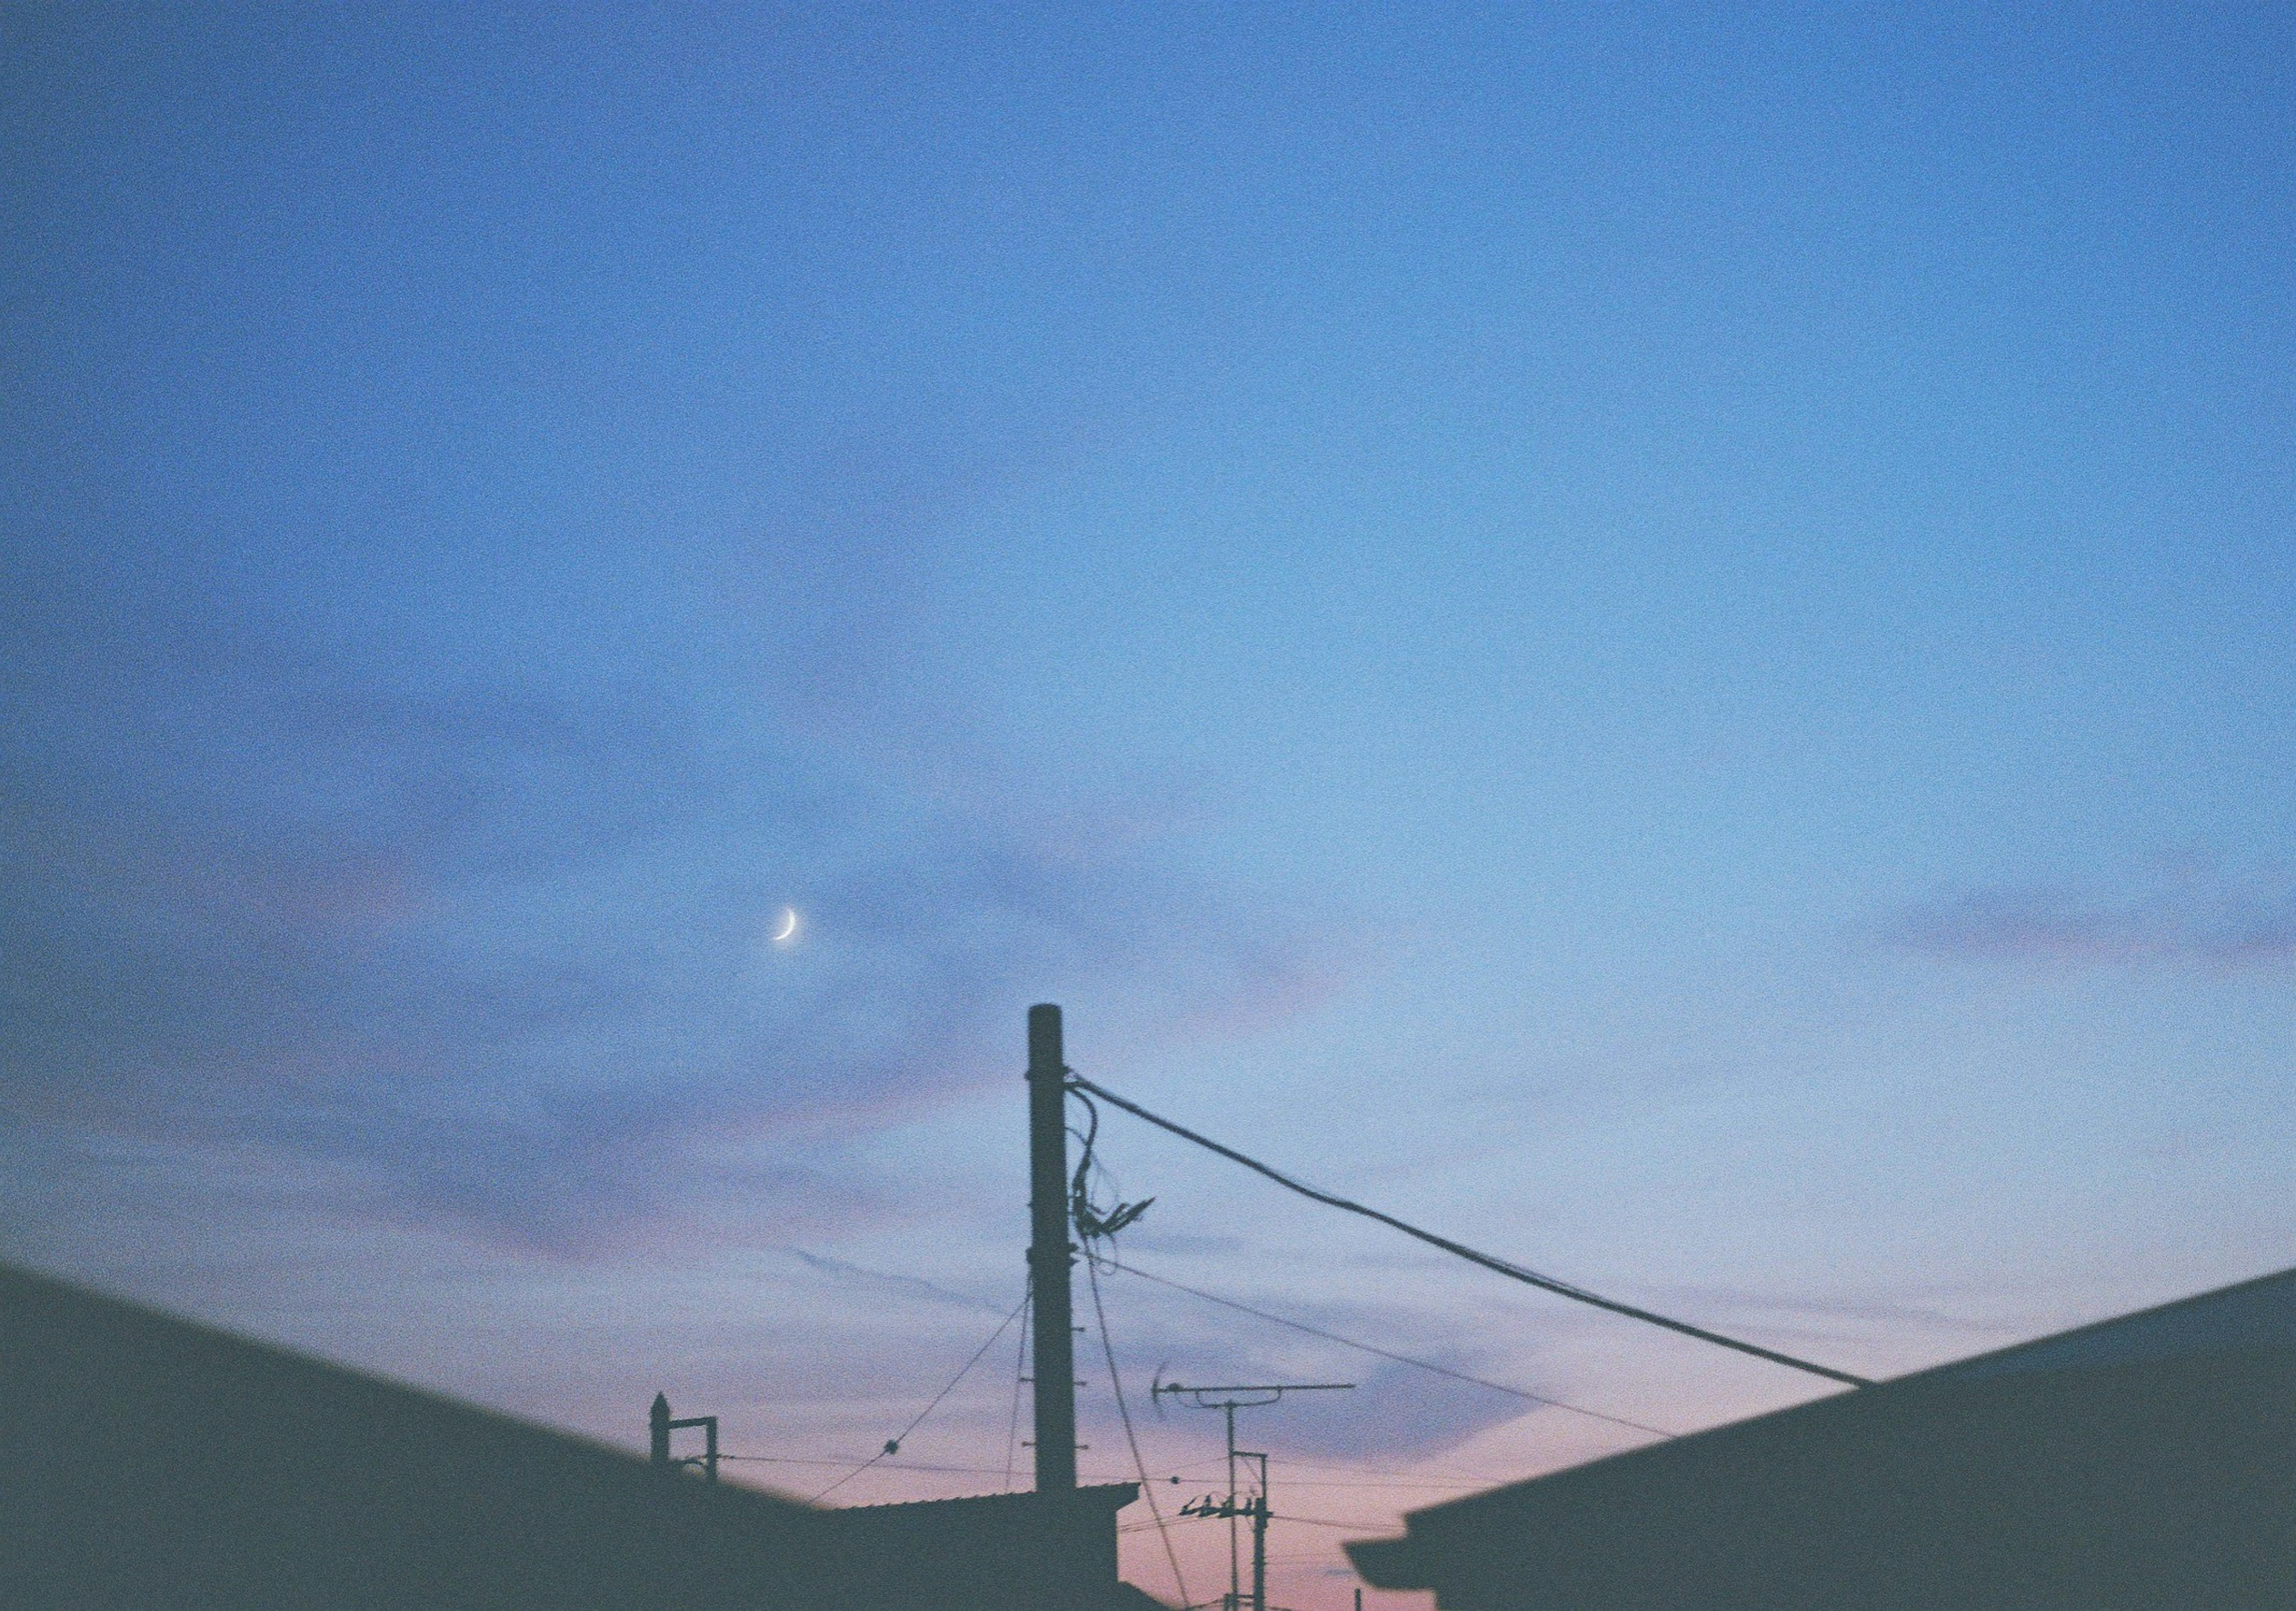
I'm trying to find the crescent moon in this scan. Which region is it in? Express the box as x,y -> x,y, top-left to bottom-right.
771,907 -> 799,943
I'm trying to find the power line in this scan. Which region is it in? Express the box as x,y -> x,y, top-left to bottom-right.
809,1285 -> 1031,1503
1104,1256 -> 1675,1441
1069,1074 -> 1871,1388
1229,1477 -> 1481,1491
722,1455 -> 1012,1473
1172,1453 -> 1523,1485
1086,1252 -> 1190,1608
1003,1279 -> 1032,1490
1125,1511 -> 1378,1535
718,1455 -> 1486,1491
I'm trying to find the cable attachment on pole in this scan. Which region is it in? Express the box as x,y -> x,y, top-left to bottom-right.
1067,1084 -> 1154,1245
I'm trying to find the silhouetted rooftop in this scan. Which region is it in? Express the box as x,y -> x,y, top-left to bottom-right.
2,1261 -> 1147,1611
1348,1265 -> 2296,1611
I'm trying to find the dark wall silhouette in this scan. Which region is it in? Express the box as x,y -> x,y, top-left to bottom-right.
1,1262 -> 1141,1611
823,1485 -> 1134,1609
1349,1268 -> 2296,1611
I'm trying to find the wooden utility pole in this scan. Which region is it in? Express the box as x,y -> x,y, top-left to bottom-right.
1027,1004 -> 1077,1491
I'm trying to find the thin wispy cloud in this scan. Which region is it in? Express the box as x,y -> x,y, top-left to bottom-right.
0,532 -> 1342,1257
1075,1264 -> 1551,1463
1877,875 -> 2296,969
1253,1357 -> 1529,1463
778,1249 -> 1010,1315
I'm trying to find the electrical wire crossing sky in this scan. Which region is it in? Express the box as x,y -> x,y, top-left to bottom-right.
4,8 -> 2291,1610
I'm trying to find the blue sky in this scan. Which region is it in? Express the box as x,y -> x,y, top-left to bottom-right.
4,5 -> 2291,1606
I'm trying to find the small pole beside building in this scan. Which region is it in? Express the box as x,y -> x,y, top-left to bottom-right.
1244,1450 -> 1270,1611
648,1393 -> 720,1482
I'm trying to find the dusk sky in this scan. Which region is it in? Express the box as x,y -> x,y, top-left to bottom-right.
4,6 -> 2291,1607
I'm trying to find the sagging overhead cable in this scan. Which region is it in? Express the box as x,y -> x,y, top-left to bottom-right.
1065,1074 -> 1873,1389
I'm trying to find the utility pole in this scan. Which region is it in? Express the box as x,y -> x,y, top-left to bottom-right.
1241,1449 -> 1269,1611
1160,1379 -> 1354,1611
1027,1003 -> 1077,1493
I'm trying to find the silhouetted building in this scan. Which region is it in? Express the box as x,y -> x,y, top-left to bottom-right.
1347,1266 -> 2296,1611
822,1486 -> 1143,1610
1,1261 -> 1152,1611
